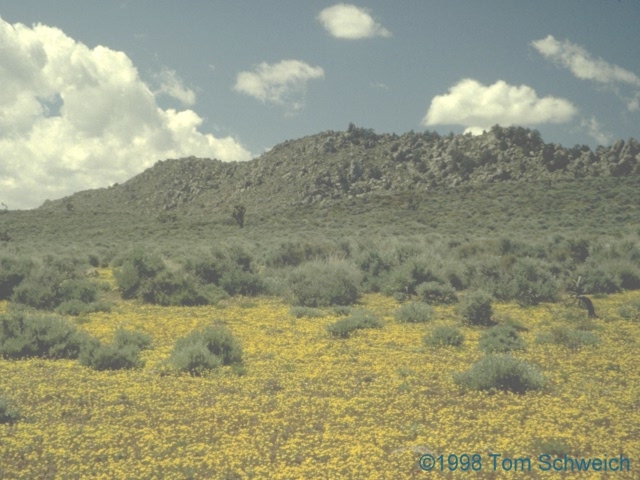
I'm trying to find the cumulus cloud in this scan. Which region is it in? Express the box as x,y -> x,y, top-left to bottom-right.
0,16 -> 251,210
422,78 -> 577,134
318,4 -> 391,40
154,68 -> 196,106
532,35 -> 640,110
233,59 -> 324,112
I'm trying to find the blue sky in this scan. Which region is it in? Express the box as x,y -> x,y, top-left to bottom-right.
0,1 -> 639,209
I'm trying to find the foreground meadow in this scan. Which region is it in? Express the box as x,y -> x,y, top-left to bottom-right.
1,273 -> 639,479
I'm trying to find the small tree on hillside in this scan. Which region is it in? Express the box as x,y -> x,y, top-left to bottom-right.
232,205 -> 246,228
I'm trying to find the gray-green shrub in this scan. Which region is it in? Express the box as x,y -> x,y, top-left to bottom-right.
454,355 -> 545,393
0,311 -> 88,359
458,290 -> 494,326
423,326 -> 464,347
416,281 -> 458,305
535,326 -> 599,349
0,397 -> 20,424
326,310 -> 383,338
288,260 -> 361,307
169,325 -> 242,375
394,302 -> 434,323
478,325 -> 526,354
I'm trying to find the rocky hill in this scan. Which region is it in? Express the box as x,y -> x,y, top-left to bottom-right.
39,124 -> 640,216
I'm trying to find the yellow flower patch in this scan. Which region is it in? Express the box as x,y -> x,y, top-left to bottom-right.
0,290 -> 639,478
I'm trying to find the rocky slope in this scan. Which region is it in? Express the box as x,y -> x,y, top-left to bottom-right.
39,124 -> 640,216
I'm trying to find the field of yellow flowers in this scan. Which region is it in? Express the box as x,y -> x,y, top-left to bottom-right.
1,269 -> 639,479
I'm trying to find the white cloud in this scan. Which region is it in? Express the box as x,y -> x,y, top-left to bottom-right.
370,81 -> 389,90
422,78 -> 577,134
581,116 -> 613,146
233,59 -> 324,112
154,68 -> 196,106
0,16 -> 251,210
532,35 -> 640,110
532,35 -> 640,87
318,4 -> 391,40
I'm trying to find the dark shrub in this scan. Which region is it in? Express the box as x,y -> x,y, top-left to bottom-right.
0,256 -> 32,300
169,325 -> 242,375
576,263 -> 621,294
17,256 -> 88,308
423,326 -> 464,347
505,259 -> 558,306
138,270 -> 209,306
265,240 -> 340,268
0,312 -> 88,359
478,325 -> 526,354
394,302 -> 434,323
219,270 -> 265,296
288,261 -> 361,307
454,355 -> 545,393
326,309 -> 383,338
58,279 -> 98,304
79,339 -> 144,371
55,299 -> 111,316
458,290 -> 493,326
384,259 -> 441,297
535,326 -> 599,349
185,255 -> 230,285
0,397 -> 20,424
114,248 -> 166,299
416,281 -> 458,305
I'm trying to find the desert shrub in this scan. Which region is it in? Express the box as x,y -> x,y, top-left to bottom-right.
87,253 -> 100,268
138,270 -> 209,306
265,240 -> 341,268
0,311 -> 88,359
535,326 -> 599,349
331,306 -> 352,316
289,306 -> 325,318
453,355 -> 545,393
219,270 -> 265,296
575,263 -> 622,294
169,343 -> 222,376
384,259 -> 441,298
288,260 -> 361,307
504,259 -> 558,306
59,279 -> 99,303
326,309 -> 383,338
617,300 -> 640,320
12,271 -> 100,311
423,326 -> 464,347
55,299 -> 111,316
0,256 -> 32,300
113,328 -> 153,351
169,325 -> 242,375
610,262 -> 640,290
394,302 -> 434,323
79,339 -> 144,371
416,281 -> 458,305
0,397 -> 20,424
478,325 -> 526,354
185,255 -> 230,285
458,290 -> 493,326
355,250 -> 394,292
114,248 -> 166,299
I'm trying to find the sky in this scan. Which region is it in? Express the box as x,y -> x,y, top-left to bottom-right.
0,1 -> 639,209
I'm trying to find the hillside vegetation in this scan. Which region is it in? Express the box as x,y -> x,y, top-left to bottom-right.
1,125 -> 639,477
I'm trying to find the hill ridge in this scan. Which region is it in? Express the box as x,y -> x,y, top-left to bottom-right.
39,124 -> 640,216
